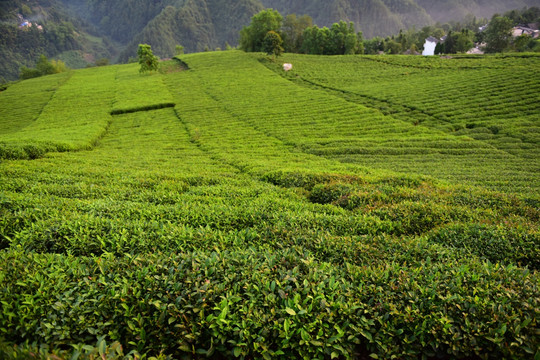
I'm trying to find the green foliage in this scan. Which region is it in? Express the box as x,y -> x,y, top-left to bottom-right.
442,30 -> 475,54
117,0 -> 263,62
485,16 -> 514,53
0,336 -> 141,360
0,246 -> 538,358
263,30 -> 283,57
240,9 -> 283,52
0,1 -> 117,81
20,4 -> 32,17
138,44 -> 159,73
1,66 -> 116,159
270,52 -> 540,195
281,14 -> 313,53
427,224 -> 540,269
19,54 -> 69,80
112,64 -> 174,114
0,72 -> 71,135
175,44 -> 184,56
19,66 -> 42,80
95,58 -> 110,66
36,54 -> 56,75
301,21 -> 364,55
0,50 -> 539,359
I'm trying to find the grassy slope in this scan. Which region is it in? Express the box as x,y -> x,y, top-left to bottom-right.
266,53 -> 540,195
0,52 -> 538,359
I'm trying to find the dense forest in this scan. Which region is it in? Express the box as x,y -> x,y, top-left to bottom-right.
1,0 -> 539,81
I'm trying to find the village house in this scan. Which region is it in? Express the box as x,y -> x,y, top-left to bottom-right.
512,26 -> 540,38
422,36 -> 440,56
18,14 -> 43,31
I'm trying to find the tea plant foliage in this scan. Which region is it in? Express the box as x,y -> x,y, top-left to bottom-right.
0,51 -> 539,359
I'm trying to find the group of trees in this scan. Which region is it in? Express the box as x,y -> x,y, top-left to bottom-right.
302,21 -> 364,55
19,54 -> 68,79
378,7 -> 540,55
481,8 -> 540,54
434,29 -> 475,54
239,9 -> 364,56
240,7 -> 540,57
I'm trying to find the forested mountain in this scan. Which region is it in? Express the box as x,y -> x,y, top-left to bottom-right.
415,0 -> 540,23
1,0 -> 539,81
260,0 -> 432,38
116,0 -> 264,62
0,0 -> 117,82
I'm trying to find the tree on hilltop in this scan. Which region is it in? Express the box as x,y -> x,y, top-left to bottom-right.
138,44 -> 159,73
263,31 -> 284,58
282,14 -> 313,53
485,16 -> 513,53
240,9 -> 283,52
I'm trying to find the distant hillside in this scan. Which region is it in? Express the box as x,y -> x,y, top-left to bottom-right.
117,0 -> 264,62
0,0 -> 117,82
62,0 -> 540,56
2,0 -> 539,80
260,0 -> 432,38
415,0 -> 540,23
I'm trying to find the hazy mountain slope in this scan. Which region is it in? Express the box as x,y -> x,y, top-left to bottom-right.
64,0 -> 186,44
0,0 -> 116,81
261,0 -> 540,36
3,0 -> 540,81
415,0 -> 540,23
261,0 -> 432,37
118,0 -> 263,61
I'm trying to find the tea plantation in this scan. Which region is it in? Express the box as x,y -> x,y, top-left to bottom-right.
0,51 -> 538,359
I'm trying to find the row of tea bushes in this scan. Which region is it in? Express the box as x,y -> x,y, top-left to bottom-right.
0,72 -> 71,134
111,65 -> 175,115
1,245 -> 538,359
1,51 -> 538,359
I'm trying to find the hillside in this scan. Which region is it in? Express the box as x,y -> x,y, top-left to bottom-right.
266,53 -> 540,193
0,0 -> 119,82
416,0 -> 540,23
116,0 -> 264,62
0,51 -> 539,358
2,1 -> 540,80
77,0 -> 540,57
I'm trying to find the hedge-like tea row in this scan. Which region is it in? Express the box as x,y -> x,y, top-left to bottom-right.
0,72 -> 71,134
1,247 -> 538,359
426,223 -> 540,270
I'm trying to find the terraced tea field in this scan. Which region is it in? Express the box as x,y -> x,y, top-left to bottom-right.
268,54 -> 540,194
0,52 -> 538,359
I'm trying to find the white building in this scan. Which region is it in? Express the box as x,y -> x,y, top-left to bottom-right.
422,36 -> 439,56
